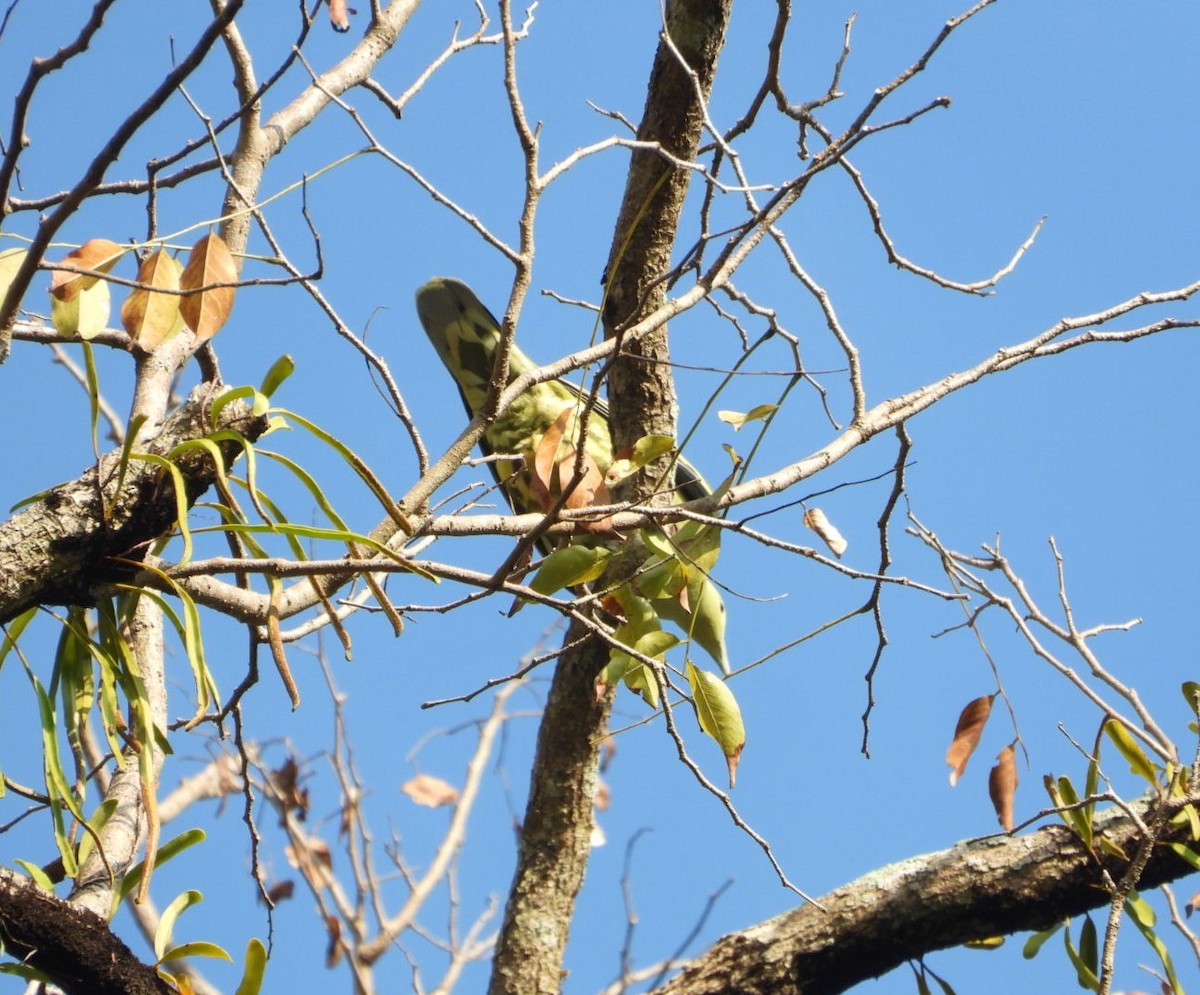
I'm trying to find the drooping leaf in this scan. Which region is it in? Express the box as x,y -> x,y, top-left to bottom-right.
686,662 -> 745,787
1103,719 -> 1159,784
0,247 -> 29,302
1078,914 -> 1098,981
717,404 -> 778,430
988,744 -> 1018,832
946,694 -> 994,786
159,941 -> 233,964
803,507 -> 848,558
122,249 -> 184,350
50,276 -> 110,338
401,774 -> 459,808
1022,922 -> 1063,958
531,403 -> 611,515
48,238 -> 124,302
1062,918 -> 1100,992
259,354 -> 295,398
180,233 -> 236,342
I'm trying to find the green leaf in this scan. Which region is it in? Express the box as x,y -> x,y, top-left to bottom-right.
0,247 -> 29,303
1124,891 -> 1155,928
1078,914 -> 1098,979
159,941 -> 233,964
155,890 -> 204,961
1062,918 -> 1100,992
606,434 -> 676,486
1126,894 -> 1183,994
1022,922 -> 1063,959
259,355 -> 295,399
717,404 -> 778,430
686,662 -> 745,787
13,859 -> 56,892
1166,841 -> 1200,872
1103,719 -> 1159,784
234,938 -> 268,995
1056,775 -> 1092,849
529,546 -> 611,596
120,829 -> 207,902
1183,681 -> 1200,717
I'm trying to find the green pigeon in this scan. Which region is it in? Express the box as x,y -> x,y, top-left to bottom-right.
415,277 -> 729,674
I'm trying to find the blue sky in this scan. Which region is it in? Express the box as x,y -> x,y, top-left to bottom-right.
1,2 -> 1198,993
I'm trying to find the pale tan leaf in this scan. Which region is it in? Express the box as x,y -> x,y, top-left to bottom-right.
0,247 -> 29,304
1186,890 -> 1200,917
179,233 -> 236,342
328,0 -> 355,31
989,744 -> 1019,832
48,238 -> 124,302
594,777 -> 610,812
717,404 -> 778,431
803,507 -> 848,558
946,694 -> 995,786
531,403 -> 612,521
122,249 -> 184,350
401,773 -> 459,808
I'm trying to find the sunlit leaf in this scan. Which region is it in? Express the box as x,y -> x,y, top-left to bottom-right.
234,938 -> 268,995
51,276 -> 110,338
401,774 -> 459,808
1182,681 -> 1200,717
605,434 -> 676,487
1166,842 -> 1200,872
48,237 -> 123,302
155,889 -> 203,961
180,233 -> 236,342
963,936 -> 1004,949
328,0 -> 356,31
1103,719 -> 1159,784
717,404 -> 778,430
122,249 -> 184,350
259,355 -> 295,398
686,662 -> 745,787
0,247 -> 29,303
529,545 -> 612,596
1062,918 -> 1100,992
946,694 -> 994,786
159,941 -> 233,964
803,507 -> 848,558
988,744 -> 1018,832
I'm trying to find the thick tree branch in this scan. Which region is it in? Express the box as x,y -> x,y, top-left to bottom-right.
0,384 -> 268,624
0,867 -> 173,995
653,797 -> 1200,994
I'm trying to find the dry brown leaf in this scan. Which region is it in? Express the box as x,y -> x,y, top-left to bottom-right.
48,238 -> 124,302
263,880 -> 295,905
401,773 -> 459,808
179,233 -> 236,342
122,249 -> 183,350
803,507 -> 848,558
1186,890 -> 1200,918
594,777 -> 610,812
946,693 -> 995,786
324,914 -> 343,969
530,404 -> 613,529
988,744 -> 1019,832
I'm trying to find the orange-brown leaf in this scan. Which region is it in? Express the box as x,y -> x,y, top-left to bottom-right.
122,249 -> 183,350
1187,890 -> 1200,918
531,404 -> 611,514
989,744 -> 1019,832
179,233 -> 236,342
946,693 -> 995,786
401,773 -> 459,808
48,238 -> 124,302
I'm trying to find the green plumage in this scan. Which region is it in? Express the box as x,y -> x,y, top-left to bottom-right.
415,277 -> 728,674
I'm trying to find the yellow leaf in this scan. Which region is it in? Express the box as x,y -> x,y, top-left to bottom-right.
717,404 -> 778,431
51,277 -> 110,338
686,662 -> 745,787
180,233 -> 236,342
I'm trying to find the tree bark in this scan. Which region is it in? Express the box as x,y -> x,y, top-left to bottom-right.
0,868 -> 174,995
0,384 -> 268,624
653,797 -> 1200,994
488,3 -> 733,992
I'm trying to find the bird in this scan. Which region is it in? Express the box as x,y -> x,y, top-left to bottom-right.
415,277 -> 728,674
